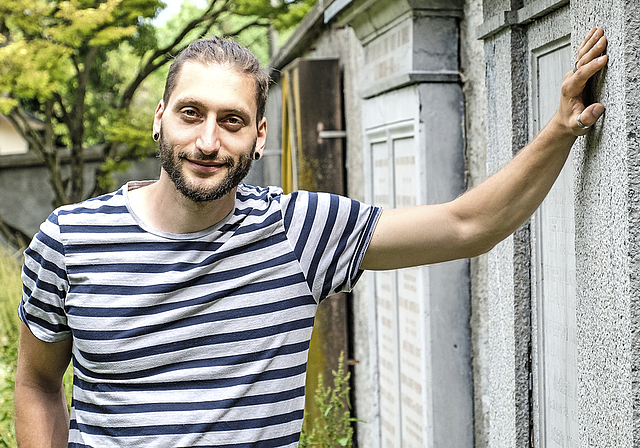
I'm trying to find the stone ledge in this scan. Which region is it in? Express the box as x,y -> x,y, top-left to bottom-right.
0,145 -> 137,170
361,70 -> 461,99
476,0 -> 569,40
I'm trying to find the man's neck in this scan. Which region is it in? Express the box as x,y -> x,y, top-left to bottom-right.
128,174 -> 237,234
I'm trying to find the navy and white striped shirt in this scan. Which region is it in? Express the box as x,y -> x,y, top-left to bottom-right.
19,182 -> 381,448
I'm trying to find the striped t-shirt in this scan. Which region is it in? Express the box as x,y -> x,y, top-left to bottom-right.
19,182 -> 381,448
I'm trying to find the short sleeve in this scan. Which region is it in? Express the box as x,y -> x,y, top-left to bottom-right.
281,191 -> 381,302
19,210 -> 71,342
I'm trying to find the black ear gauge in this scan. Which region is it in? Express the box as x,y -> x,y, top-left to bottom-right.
253,152 -> 261,161
153,133 -> 160,142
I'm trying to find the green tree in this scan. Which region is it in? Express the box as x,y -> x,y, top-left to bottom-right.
0,0 -> 316,248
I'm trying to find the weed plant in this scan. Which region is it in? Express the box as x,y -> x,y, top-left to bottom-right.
299,352 -> 357,447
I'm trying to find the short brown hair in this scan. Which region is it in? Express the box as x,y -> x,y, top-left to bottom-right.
163,36 -> 270,125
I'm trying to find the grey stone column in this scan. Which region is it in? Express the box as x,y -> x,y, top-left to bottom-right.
571,1 -> 640,446
483,25 -> 531,446
336,1 -> 473,446
478,0 -> 640,447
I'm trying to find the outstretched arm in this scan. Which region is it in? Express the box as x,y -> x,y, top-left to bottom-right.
14,322 -> 72,448
362,28 -> 608,270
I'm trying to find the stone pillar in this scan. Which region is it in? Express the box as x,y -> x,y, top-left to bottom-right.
571,1 -> 640,446
478,0 -> 640,446
479,13 -> 532,447
336,1 -> 473,447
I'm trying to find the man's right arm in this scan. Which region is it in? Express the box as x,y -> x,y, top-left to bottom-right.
14,322 -> 72,448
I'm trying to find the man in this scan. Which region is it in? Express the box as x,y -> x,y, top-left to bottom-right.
14,28 -> 607,447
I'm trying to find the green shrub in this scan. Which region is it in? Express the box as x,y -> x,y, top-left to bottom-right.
299,352 -> 358,447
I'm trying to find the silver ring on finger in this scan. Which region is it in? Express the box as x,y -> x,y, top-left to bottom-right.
573,60 -> 579,73
576,113 -> 590,129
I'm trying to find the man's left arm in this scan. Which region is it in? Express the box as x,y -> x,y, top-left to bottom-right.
361,27 -> 608,270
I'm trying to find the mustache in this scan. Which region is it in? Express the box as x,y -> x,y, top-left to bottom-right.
176,151 -> 236,167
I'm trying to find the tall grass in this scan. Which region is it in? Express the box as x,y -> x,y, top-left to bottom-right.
0,246 -> 22,447
0,246 -> 73,448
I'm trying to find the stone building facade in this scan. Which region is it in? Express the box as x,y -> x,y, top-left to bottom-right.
264,0 -> 640,447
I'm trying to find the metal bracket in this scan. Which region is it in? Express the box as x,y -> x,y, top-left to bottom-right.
318,130 -> 347,139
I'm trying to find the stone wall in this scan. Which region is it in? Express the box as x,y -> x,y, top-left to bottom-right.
478,0 -> 640,446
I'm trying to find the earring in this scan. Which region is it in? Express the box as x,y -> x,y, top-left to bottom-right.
253,152 -> 261,161
153,132 -> 159,142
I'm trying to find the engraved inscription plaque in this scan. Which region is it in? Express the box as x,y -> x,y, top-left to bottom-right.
533,39 -> 579,448
363,20 -> 412,89
372,139 -> 402,447
369,123 -> 427,447
394,136 -> 425,448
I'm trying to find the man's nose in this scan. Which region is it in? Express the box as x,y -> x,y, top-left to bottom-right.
196,120 -> 221,154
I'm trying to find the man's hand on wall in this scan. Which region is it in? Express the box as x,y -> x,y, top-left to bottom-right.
558,27 -> 608,135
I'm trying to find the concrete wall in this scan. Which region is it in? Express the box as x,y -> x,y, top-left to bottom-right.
571,1 -> 638,445
0,154 -> 159,239
477,0 -> 640,447
0,115 -> 29,156
460,0 -> 489,443
262,82 -> 283,187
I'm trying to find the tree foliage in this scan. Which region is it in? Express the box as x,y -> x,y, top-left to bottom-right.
0,0 -> 316,247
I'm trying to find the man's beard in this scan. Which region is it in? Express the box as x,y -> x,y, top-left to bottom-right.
157,133 -> 255,203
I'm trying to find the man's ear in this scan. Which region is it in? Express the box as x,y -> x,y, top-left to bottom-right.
153,100 -> 165,135
254,117 -> 267,158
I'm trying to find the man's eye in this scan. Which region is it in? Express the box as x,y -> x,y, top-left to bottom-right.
223,117 -> 244,129
183,109 -> 199,118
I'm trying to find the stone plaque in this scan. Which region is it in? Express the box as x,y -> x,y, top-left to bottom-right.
372,138 -> 402,447
370,124 -> 428,446
394,136 -> 426,447
534,39 -> 579,448
362,19 -> 412,88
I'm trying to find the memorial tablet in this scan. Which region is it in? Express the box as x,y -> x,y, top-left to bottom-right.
394,136 -> 426,447
370,127 -> 427,446
534,39 -> 579,448
372,138 -> 402,446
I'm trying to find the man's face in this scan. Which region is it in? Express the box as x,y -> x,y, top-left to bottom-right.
157,130 -> 255,202
153,61 -> 266,203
